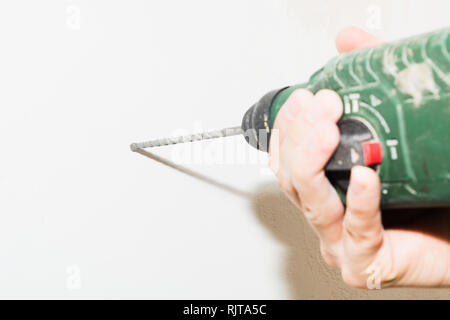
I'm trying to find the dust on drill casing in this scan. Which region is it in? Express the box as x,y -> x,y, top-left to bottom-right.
132,27 -> 450,209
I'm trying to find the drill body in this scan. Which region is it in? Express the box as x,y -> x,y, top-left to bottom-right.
243,28 -> 450,208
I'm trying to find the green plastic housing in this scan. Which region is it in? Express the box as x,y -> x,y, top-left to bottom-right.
270,28 -> 450,208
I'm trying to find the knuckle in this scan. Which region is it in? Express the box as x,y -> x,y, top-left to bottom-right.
320,243 -> 338,268
343,219 -> 383,246
343,221 -> 368,243
316,89 -> 343,104
291,162 -> 320,186
342,218 -> 356,236
283,183 -> 296,196
341,268 -> 366,289
292,167 -> 309,185
302,208 -> 325,226
320,123 -> 340,152
343,228 -> 383,255
303,207 -> 340,230
314,90 -> 344,120
315,88 -> 336,96
277,175 -> 295,195
277,178 -> 302,207
363,233 -> 384,252
291,172 -> 320,201
289,88 -> 312,104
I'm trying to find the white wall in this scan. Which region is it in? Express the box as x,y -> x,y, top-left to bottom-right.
0,0 -> 449,299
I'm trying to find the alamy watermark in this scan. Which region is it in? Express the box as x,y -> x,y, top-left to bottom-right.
66,265 -> 82,290
155,121 -> 280,176
66,5 -> 81,30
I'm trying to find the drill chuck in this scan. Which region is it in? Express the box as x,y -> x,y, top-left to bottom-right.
241,87 -> 288,152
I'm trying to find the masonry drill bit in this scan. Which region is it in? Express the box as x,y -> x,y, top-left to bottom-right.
130,126 -> 243,152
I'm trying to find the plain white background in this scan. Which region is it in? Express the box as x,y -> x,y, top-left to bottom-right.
0,0 -> 449,299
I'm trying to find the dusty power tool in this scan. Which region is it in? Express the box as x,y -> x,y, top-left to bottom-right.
131,28 -> 450,209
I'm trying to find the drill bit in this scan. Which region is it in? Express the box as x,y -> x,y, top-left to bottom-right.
130,126 -> 242,152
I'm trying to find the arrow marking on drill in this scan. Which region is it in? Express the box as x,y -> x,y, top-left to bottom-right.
351,148 -> 360,164
370,94 -> 382,107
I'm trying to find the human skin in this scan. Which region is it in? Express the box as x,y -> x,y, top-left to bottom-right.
269,26 -> 450,288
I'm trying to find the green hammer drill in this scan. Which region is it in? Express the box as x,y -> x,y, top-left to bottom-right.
131,27 -> 450,209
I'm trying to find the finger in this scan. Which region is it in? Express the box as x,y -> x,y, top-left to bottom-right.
336,26 -> 384,53
286,120 -> 344,244
276,172 -> 303,209
282,90 -> 344,244
314,90 -> 344,122
287,89 -> 343,145
343,166 -> 384,267
269,89 -> 313,175
271,89 -> 313,147
271,90 -> 342,210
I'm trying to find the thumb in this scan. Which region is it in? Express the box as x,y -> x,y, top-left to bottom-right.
336,26 -> 383,53
342,166 -> 384,279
